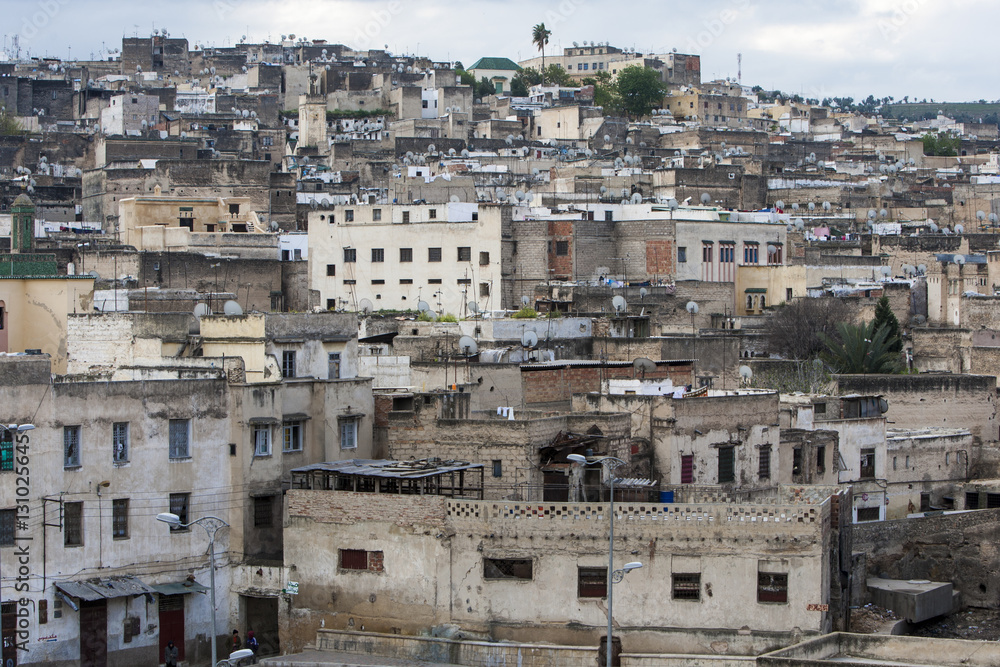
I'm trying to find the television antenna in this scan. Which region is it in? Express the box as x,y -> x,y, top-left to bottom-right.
633,357 -> 656,378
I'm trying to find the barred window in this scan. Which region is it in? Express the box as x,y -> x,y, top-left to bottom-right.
0,509 -> 15,547
112,499 -> 129,539
758,445 -> 771,480
254,495 -> 274,527
64,426 -> 81,468
578,567 -> 606,598
168,493 -> 189,531
757,572 -> 788,603
0,432 -> 11,471
340,548 -> 368,570
168,419 -> 190,459
484,558 -> 533,580
64,502 -> 84,546
113,422 -> 129,464
672,573 -> 701,600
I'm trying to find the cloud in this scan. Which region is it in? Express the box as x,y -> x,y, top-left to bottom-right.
2,0 -> 995,100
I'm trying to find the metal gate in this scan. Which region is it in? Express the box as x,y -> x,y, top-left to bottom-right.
158,595 -> 185,664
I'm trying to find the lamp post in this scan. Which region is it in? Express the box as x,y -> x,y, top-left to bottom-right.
157,512 -> 230,667
567,454 -> 642,667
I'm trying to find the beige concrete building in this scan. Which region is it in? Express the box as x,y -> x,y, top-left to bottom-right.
307,203 -> 505,314
0,276 -> 95,373
118,190 -> 269,250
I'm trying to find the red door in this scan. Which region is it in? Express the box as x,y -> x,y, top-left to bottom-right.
2,601 -> 17,667
79,600 -> 107,667
159,595 -> 185,663
681,455 -> 694,484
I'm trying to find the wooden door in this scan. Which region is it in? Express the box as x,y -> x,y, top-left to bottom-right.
158,595 -> 185,663
79,600 -> 107,667
2,601 -> 17,667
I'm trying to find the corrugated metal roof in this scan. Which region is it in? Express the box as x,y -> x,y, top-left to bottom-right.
291,458 -> 483,479
150,580 -> 210,596
55,576 -> 156,601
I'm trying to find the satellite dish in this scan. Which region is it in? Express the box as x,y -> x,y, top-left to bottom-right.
878,398 -> 889,414
193,303 -> 210,318
88,270 -> 100,279
458,335 -> 479,356
521,295 -> 530,307
954,255 -> 966,266
774,200 -> 785,209
808,202 -> 816,211
417,300 -> 430,313
359,298 -> 374,314
955,224 -> 964,234
633,357 -> 656,376
223,300 -> 244,316
468,301 -> 480,314
914,315 -> 927,325
823,201 -> 831,211
791,203 -> 799,210
612,295 -> 627,314
917,264 -> 927,275
880,266 -> 892,276
739,365 -> 753,381
521,331 -> 539,348
977,211 -> 986,221
686,301 -> 699,315
450,195 -> 461,203
639,287 -> 648,299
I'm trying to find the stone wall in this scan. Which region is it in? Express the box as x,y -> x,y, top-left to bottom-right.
853,509 -> 1000,609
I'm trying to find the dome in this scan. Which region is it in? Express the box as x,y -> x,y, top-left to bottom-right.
12,193 -> 34,207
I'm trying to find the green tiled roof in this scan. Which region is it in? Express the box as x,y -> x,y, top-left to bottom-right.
468,57 -> 521,71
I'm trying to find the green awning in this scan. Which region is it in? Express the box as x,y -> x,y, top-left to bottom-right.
745,288 -> 767,293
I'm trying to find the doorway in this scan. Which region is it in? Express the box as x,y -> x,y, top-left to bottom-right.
79,599 -> 107,667
158,595 -> 185,664
242,596 -> 279,656
2,601 -> 17,667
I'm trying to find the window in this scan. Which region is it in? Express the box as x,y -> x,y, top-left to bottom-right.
457,246 -> 471,262
816,445 -> 826,473
0,509 -> 14,547
168,493 -> 189,531
988,493 -> 1000,509
111,422 -> 129,464
479,251 -> 490,265
327,298 -> 336,310
720,243 -> 735,263
344,248 -> 357,263
480,282 -> 490,297
767,243 -> 783,265
920,492 -> 931,512
856,506 -> 880,522
402,210 -> 410,223
860,448 -> 875,479
0,431 -> 12,472
677,247 -> 687,263
814,402 -> 826,415
64,502 -> 83,546
281,350 -> 296,379
578,567 -> 607,598
967,492 -> 980,510
457,278 -> 471,285
400,247 -> 413,262
253,424 -> 272,457
428,247 -> 442,262
743,243 -> 759,265
400,278 -> 413,284
718,446 -> 735,484
371,248 -> 385,262
680,454 -> 694,484
254,495 -> 274,527
38,599 -> 47,625
555,240 -> 569,256
168,419 -> 190,459
340,418 -> 359,450
672,573 -> 701,600
344,209 -> 354,222
343,279 -> 356,285
64,426 -> 81,468
605,210 -> 614,222
339,548 -> 383,571
492,460 -> 502,478
484,558 -> 533,580
702,242 -> 713,263
428,278 -> 442,284
373,208 -> 382,221
757,572 -> 788,603
329,352 -> 341,379
758,445 -> 771,480
326,264 -> 336,276
112,499 -> 129,539
792,447 -> 803,475
429,209 -> 437,220
283,420 -> 303,452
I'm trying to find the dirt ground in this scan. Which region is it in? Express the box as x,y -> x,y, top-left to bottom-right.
851,604 -> 900,633
911,608 -> 1000,641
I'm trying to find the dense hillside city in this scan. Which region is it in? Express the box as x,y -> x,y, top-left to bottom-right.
3,19 -> 1000,667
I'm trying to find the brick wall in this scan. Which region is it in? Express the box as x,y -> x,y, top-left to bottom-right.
522,363 -> 691,408
646,239 -> 675,277
287,489 -> 447,528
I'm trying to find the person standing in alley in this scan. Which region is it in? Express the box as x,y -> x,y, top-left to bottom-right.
232,628 -> 242,652
164,639 -> 179,667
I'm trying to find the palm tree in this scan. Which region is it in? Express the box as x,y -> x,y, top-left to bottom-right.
532,23 -> 551,85
819,321 -> 902,375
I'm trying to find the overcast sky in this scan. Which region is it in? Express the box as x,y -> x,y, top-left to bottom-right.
3,0 -> 995,102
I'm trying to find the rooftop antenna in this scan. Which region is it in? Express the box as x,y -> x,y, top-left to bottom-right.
612,295 -> 627,315
223,300 -> 244,316
737,52 -> 742,85
521,330 -> 538,349
358,298 -> 374,315
458,335 -> 479,357
633,357 -> 656,379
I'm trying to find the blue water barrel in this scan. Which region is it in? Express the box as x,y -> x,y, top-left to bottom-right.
659,491 -> 674,504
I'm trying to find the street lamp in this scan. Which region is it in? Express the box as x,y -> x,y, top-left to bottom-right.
157,512 -> 230,667
567,454 -> 642,667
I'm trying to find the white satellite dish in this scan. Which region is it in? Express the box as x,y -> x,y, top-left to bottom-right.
458,335 -> 479,356
700,193 -> 711,205
917,264 -> 927,274
359,298 -> 374,314
686,301 -> 699,315
521,331 -> 538,348
521,296 -> 530,307
223,300 -> 243,316
633,357 -> 656,376
417,300 -> 430,312
468,301 -> 479,314
639,287 -> 648,299
955,224 -> 964,234
193,303 -> 211,318
954,255 -> 966,266
739,365 -> 753,381
612,295 -> 627,314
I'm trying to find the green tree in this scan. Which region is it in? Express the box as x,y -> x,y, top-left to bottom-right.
819,321 -> 902,374
591,70 -> 621,115
615,66 -> 666,119
921,131 -> 961,156
510,76 -> 529,97
531,23 -> 551,84
764,297 -> 853,361
543,64 -> 575,87
478,76 -> 495,99
872,295 -> 903,354
0,107 -> 24,136
511,68 -> 541,97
